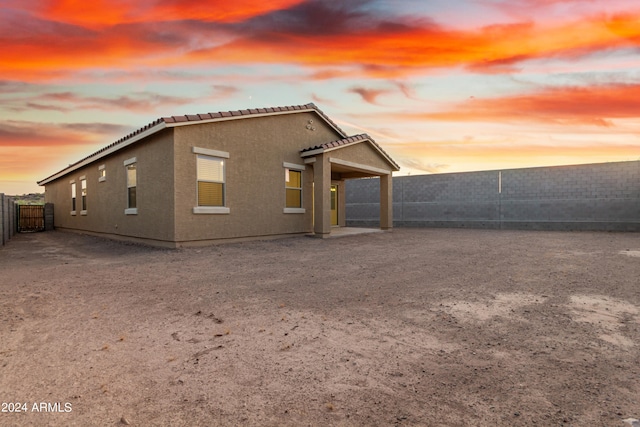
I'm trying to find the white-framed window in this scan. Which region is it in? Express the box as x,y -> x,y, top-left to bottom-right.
98,164 -> 106,182
124,157 -> 137,215
284,162 -> 305,214
70,180 -> 77,215
80,176 -> 87,215
192,147 -> 230,214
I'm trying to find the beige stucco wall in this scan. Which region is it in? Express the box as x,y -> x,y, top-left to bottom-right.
172,112 -> 342,244
44,130 -> 176,244
42,110 -> 397,246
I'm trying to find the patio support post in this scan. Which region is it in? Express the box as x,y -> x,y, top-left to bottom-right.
338,182 -> 346,227
380,173 -> 393,230
313,154 -> 332,237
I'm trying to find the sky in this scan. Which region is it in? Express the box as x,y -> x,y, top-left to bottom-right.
1,0 -> 640,195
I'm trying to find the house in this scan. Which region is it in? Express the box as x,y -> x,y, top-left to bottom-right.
37,103 -> 400,247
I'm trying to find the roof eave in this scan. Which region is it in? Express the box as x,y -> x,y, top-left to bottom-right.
37,121 -> 167,186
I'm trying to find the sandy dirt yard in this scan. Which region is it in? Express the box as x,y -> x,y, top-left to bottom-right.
1,228 -> 639,426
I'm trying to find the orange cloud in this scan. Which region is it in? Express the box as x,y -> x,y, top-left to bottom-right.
347,87 -> 391,105
190,11 -> 640,73
0,119 -> 134,193
0,120 -> 128,147
5,86 -> 239,114
2,2 -> 639,82
36,0 -> 305,28
407,83 -> 640,126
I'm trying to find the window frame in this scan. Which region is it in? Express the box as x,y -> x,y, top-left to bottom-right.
124,157 -> 137,215
80,176 -> 87,215
98,164 -> 106,182
70,180 -> 76,215
283,162 -> 306,214
192,147 -> 230,215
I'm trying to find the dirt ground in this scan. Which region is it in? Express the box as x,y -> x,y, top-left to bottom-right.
1,228 -> 639,426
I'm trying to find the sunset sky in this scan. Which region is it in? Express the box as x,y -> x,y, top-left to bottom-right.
2,0 -> 639,195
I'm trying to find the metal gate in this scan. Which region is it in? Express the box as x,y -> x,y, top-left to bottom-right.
17,204 -> 45,232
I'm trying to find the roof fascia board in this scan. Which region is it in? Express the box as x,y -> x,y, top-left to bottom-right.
299,140 -> 365,157
329,157 -> 390,175
300,148 -> 325,157
38,122 -> 167,186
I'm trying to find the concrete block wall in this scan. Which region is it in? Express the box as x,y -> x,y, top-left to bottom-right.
346,160 -> 640,231
44,203 -> 55,231
1,193 -> 17,246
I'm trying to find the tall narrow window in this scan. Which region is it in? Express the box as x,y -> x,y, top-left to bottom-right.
127,163 -> 136,208
197,155 -> 225,207
98,164 -> 106,182
124,157 -> 137,214
285,169 -> 302,208
70,181 -> 77,215
80,177 -> 87,214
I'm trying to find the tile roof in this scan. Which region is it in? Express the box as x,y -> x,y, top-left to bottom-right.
94,103 -> 347,163
301,134 -> 400,171
37,103 -> 349,185
161,103 -> 346,137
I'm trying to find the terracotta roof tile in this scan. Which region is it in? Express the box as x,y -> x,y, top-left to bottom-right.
37,102 -> 369,185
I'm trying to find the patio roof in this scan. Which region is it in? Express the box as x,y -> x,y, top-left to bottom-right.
301,133 -> 400,171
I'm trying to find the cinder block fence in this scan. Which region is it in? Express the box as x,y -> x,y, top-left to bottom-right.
346,160 -> 640,231
0,194 -> 17,245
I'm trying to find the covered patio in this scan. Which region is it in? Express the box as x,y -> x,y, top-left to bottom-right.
300,134 -> 400,237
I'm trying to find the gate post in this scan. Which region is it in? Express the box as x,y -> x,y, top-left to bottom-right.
44,203 -> 54,231
0,193 -> 5,245
11,199 -> 16,237
14,202 -> 19,233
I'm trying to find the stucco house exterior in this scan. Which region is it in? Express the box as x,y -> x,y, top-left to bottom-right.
37,103 -> 399,247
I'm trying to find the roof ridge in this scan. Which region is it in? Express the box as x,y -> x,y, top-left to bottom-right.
160,102 -> 347,137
